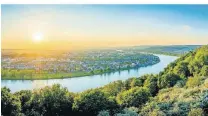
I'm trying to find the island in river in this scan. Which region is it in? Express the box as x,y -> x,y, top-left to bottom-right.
2,49 -> 160,80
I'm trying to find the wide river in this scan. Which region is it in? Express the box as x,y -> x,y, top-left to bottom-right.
1,54 -> 178,93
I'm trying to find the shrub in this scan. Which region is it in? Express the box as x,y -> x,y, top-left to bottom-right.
114,108 -> 138,116
97,110 -> 110,116
149,109 -> 166,116
116,87 -> 150,107
139,102 -> 158,116
204,78 -> 208,88
188,108 -> 204,116
174,80 -> 186,88
200,66 -> 208,76
186,77 -> 201,88
201,91 -> 208,114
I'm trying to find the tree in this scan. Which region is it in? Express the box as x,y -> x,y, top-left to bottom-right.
157,73 -> 180,89
116,87 -> 150,107
102,80 -> 124,96
173,62 -> 190,78
124,76 -> 146,90
123,78 -> 134,90
25,84 -> 74,116
188,60 -> 202,76
130,78 -> 143,88
1,87 -> 21,116
73,89 -> 115,115
195,46 -> 208,65
143,75 -> 158,96
14,90 -> 32,114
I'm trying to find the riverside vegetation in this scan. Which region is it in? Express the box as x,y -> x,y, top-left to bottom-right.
1,45 -> 208,116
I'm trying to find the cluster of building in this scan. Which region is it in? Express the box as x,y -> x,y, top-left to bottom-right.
2,50 -> 160,73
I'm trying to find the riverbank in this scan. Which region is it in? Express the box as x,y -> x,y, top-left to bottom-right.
2,58 -> 160,80
1,54 -> 178,92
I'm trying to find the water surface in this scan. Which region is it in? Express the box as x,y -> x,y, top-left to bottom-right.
1,54 -> 178,93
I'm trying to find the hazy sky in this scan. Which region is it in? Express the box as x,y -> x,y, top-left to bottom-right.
2,5 -> 208,50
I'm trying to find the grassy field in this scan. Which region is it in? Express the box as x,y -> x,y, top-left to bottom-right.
1,67 -> 145,80
1,69 -> 105,80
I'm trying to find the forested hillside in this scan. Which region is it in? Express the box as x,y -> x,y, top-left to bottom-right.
1,45 -> 208,116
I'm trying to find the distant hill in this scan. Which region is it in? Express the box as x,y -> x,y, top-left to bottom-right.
162,45 -> 208,77
132,45 -> 202,56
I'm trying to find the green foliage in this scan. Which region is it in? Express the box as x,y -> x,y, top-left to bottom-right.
114,108 -> 138,116
123,78 -> 134,90
186,77 -> 201,88
97,110 -> 110,116
174,80 -> 186,88
116,87 -> 150,107
143,75 -> 158,96
123,75 -> 148,90
148,109 -> 166,116
139,101 -> 158,116
173,62 -> 190,78
188,108 -> 204,116
73,89 -> 115,115
194,45 -> 208,65
102,80 -> 125,96
162,45 -> 208,78
130,77 -> 143,88
1,87 -> 21,116
200,66 -> 208,76
25,84 -> 74,116
157,73 -> 181,89
14,90 -> 32,113
200,91 -> 208,114
204,78 -> 208,88
188,60 -> 202,76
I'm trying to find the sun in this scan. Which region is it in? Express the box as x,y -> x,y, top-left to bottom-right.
32,32 -> 43,42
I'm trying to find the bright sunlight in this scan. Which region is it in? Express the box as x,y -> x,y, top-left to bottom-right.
32,32 -> 43,42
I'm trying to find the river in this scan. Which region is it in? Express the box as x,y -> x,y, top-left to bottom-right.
1,54 -> 178,93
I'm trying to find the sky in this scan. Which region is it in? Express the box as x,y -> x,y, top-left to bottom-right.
2,5 -> 208,50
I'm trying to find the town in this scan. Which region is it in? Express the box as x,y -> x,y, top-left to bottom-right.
2,49 -> 160,79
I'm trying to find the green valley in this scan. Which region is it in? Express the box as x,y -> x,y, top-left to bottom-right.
1,45 -> 208,116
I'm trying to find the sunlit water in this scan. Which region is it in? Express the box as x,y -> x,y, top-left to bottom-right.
1,54 -> 178,93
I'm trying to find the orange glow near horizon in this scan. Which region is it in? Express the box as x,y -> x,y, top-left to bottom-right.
2,34 -> 207,51
2,5 -> 208,50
